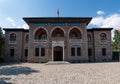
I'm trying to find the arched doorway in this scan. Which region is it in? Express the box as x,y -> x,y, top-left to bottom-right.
54,46 -> 63,61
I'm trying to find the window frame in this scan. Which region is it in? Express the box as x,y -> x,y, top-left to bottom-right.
102,48 -> 106,56
10,48 -> 14,57
71,45 -> 81,57
71,47 -> 75,56
35,48 -> 39,56
35,46 -> 46,57
77,47 -> 81,56
88,48 -> 92,56
9,33 -> 16,41
25,49 -> 28,57
41,47 -> 45,56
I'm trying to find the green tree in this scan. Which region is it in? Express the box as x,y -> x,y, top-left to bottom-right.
0,27 -> 4,62
113,29 -> 120,51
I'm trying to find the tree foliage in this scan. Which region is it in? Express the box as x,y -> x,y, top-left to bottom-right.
0,27 -> 4,62
113,29 -> 120,51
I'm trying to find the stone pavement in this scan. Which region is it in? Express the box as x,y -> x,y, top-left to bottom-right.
0,62 -> 120,84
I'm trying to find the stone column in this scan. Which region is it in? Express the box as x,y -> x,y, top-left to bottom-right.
52,46 -> 54,61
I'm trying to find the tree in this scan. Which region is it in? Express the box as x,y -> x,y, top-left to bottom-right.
0,27 -> 4,62
113,29 -> 120,51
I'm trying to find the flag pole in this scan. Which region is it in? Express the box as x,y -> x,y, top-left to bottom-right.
57,9 -> 59,17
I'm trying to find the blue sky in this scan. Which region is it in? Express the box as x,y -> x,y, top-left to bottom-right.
0,0 -> 120,31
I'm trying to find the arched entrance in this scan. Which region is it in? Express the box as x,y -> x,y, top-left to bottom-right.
54,46 -> 63,61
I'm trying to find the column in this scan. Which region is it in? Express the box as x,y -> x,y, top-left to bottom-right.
63,46 -> 64,61
52,46 -> 53,61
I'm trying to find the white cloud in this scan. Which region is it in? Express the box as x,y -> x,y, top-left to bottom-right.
90,16 -> 104,27
97,10 -> 105,15
17,24 -> 29,29
90,13 -> 120,38
90,13 -> 120,28
7,17 -> 16,26
23,24 -> 29,29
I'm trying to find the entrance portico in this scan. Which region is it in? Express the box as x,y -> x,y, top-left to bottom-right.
52,41 -> 64,61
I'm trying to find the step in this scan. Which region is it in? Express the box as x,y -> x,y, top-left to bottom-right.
45,61 -> 70,65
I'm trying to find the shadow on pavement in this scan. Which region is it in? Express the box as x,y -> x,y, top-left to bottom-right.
0,77 -> 12,84
0,66 -> 39,75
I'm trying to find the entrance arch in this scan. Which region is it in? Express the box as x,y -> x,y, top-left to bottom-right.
54,46 -> 63,61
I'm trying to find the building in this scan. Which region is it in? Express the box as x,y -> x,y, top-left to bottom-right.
3,17 -> 113,63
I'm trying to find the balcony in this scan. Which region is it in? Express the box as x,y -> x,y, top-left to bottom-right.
69,39 -> 82,43
9,41 -> 16,44
100,40 -> 108,44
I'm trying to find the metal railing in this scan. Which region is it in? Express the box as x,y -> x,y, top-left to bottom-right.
69,39 -> 82,43
34,39 -> 47,43
9,41 -> 16,44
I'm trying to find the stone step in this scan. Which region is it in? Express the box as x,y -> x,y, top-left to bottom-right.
45,61 -> 70,65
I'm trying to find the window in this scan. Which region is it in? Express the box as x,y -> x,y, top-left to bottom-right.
39,34 -> 47,40
10,33 -> 16,41
34,28 -> 47,41
35,48 -> 39,56
41,48 -> 45,56
71,46 -> 81,56
88,48 -> 92,56
25,35 -> 29,43
87,34 -> 91,42
102,48 -> 106,56
77,47 -> 81,56
69,28 -> 81,39
10,49 -> 14,57
52,28 -> 64,37
25,49 -> 28,57
100,33 -> 107,43
71,47 -> 75,56
35,46 -> 46,57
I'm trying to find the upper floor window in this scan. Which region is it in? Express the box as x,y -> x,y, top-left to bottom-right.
38,33 -> 47,40
69,28 -> 81,39
34,28 -> 47,42
25,34 -> 29,43
10,33 -> 16,41
87,34 -> 92,42
52,28 -> 64,37
100,33 -> 107,42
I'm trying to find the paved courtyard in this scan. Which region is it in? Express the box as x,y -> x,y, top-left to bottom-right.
0,62 -> 120,84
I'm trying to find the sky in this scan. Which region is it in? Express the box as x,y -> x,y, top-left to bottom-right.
0,0 -> 120,35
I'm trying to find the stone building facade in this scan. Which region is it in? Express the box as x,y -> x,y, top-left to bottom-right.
3,17 -> 113,63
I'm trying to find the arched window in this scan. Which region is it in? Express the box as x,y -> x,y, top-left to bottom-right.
10,33 -> 16,41
69,28 -> 81,39
25,34 -> 29,43
38,33 -> 47,40
34,28 -> 47,42
52,28 -> 64,37
100,33 -> 107,42
87,34 -> 91,42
